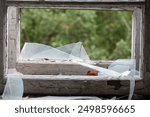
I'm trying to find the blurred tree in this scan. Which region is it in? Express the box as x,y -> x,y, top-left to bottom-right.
21,9 -> 132,60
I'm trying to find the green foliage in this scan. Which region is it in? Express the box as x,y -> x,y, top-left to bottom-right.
21,9 -> 132,60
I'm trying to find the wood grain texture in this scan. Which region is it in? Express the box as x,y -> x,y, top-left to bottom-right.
16,60 -> 112,75
8,7 -> 20,69
132,8 -> 143,70
6,1 -> 144,9
143,0 -> 150,95
22,75 -> 143,95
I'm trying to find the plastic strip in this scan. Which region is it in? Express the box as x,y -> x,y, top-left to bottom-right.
74,61 -> 121,78
2,69 -> 24,100
108,59 -> 137,100
20,42 -> 89,61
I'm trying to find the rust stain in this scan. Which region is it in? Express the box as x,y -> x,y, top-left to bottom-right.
86,70 -> 98,76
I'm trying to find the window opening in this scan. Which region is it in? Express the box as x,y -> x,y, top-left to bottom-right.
20,9 -> 132,60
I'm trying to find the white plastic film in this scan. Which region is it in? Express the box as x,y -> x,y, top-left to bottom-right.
108,59 -> 135,73
19,42 -> 140,100
57,42 -> 90,61
20,42 -> 51,59
2,69 -> 24,100
108,59 -> 137,100
74,61 -> 121,78
20,42 -> 89,61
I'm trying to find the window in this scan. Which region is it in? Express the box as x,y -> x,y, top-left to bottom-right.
0,0 -> 145,96
17,9 -> 133,76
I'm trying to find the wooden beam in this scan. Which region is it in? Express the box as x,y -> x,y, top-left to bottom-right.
143,0 -> 150,95
7,7 -> 20,69
0,0 -> 7,93
16,60 -> 112,75
21,75 -> 143,95
132,8 -> 143,70
6,1 -> 144,9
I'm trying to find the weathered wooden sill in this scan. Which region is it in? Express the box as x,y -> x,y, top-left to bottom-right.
16,60 -> 112,75
12,60 -> 144,95
19,75 -> 143,95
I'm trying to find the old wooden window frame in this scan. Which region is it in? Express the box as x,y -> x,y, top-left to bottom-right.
0,0 -> 148,96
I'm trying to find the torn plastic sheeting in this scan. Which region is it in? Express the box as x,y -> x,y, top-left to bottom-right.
20,42 -> 139,79
20,42 -> 52,59
76,60 -> 138,100
30,47 -> 82,61
20,42 -> 89,61
108,59 -> 140,79
108,59 -> 137,100
2,69 -> 24,100
128,75 -> 135,100
20,42 -> 139,100
20,42 -> 122,78
108,59 -> 135,73
57,42 -> 90,61
73,61 -> 121,78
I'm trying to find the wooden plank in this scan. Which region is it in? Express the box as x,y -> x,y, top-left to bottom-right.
21,75 -> 143,95
0,0 -> 7,93
16,60 -> 112,75
21,74 -> 142,80
7,7 -> 20,69
6,1 -> 144,9
143,0 -> 150,95
132,8 -> 143,70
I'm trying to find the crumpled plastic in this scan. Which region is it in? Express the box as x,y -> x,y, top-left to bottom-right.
76,59 -> 139,100
4,42 -> 140,100
2,69 -> 24,100
108,59 -> 138,100
20,42 -> 90,61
